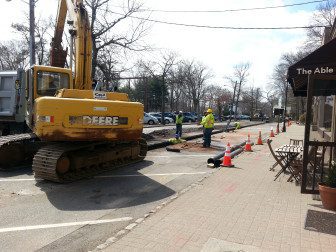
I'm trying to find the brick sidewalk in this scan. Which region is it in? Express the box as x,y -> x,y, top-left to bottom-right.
103,125 -> 336,252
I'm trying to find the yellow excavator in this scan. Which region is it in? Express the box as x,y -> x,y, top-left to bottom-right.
0,0 -> 147,182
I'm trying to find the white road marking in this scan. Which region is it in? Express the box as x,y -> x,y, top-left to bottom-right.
0,178 -> 41,182
0,217 -> 132,233
0,172 -> 209,182
0,178 -> 37,182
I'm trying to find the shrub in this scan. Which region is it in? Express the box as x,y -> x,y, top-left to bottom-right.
326,162 -> 336,188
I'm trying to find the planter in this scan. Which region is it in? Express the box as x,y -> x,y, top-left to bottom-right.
319,183 -> 336,211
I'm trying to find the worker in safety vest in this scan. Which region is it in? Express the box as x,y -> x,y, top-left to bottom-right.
200,111 -> 207,140
201,108 -> 215,147
175,111 -> 183,139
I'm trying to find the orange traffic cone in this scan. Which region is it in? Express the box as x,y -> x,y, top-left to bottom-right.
270,127 -> 275,137
257,131 -> 263,145
245,134 -> 252,152
276,124 -> 280,134
221,143 -> 234,167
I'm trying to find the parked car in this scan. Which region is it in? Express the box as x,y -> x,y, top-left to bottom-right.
190,112 -> 198,118
182,112 -> 197,122
239,115 -> 251,120
143,113 -> 159,125
163,112 -> 176,122
149,112 -> 174,124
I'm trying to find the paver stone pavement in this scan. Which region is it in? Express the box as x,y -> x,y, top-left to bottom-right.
102,124 -> 336,252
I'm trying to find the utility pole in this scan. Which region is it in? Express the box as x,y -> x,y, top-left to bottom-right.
225,81 -> 237,131
6,0 -> 35,65
282,81 -> 289,132
29,0 -> 36,66
144,77 -> 148,112
161,75 -> 165,125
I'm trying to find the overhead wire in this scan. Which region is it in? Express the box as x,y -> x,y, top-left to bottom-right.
114,0 -> 327,13
110,11 -> 326,30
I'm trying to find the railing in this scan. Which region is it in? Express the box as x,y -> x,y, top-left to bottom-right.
301,141 -> 336,194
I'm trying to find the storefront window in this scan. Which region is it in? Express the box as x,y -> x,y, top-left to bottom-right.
324,96 -> 333,131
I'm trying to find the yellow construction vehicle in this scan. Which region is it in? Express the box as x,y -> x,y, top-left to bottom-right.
0,0 -> 147,182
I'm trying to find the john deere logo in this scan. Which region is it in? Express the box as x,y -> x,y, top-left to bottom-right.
69,116 -> 128,126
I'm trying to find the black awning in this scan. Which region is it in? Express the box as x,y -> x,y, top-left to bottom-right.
287,38 -> 336,97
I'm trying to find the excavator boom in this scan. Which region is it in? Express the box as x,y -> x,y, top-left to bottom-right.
50,0 -> 92,90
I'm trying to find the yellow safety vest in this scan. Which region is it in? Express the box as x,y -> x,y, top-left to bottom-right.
201,116 -> 206,126
176,115 -> 183,124
203,113 -> 214,129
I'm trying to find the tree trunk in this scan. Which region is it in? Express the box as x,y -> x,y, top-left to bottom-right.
234,81 -> 242,118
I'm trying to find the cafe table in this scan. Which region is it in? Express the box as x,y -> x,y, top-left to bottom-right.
274,144 -> 303,182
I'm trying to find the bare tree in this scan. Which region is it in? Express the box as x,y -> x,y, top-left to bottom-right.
225,63 -> 250,118
205,85 -> 231,119
240,85 -> 262,116
85,0 -> 150,79
305,0 -> 336,50
272,51 -> 309,97
262,88 -> 278,116
183,61 -> 212,116
138,52 -> 177,123
0,41 -> 28,70
166,61 -> 185,112
12,13 -> 54,66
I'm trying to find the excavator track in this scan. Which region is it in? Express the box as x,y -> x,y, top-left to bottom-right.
33,139 -> 147,183
0,133 -> 39,170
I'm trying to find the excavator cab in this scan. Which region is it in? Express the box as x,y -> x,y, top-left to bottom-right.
25,65 -> 73,129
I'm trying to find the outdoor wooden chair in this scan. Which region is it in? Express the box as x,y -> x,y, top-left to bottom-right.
267,139 -> 286,172
289,139 -> 303,146
287,146 -> 322,183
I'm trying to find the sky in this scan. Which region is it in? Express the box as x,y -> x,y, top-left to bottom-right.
0,0 -> 324,90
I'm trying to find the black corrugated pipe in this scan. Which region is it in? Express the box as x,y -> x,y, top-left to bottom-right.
207,141 -> 250,167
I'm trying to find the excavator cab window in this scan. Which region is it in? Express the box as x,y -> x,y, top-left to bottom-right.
37,71 -> 69,96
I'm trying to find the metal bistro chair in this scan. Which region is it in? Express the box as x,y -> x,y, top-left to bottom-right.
267,139 -> 286,172
289,145 -> 323,183
289,139 -> 303,146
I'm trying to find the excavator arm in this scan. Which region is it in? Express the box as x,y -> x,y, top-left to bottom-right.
50,0 -> 92,90
50,0 -> 68,68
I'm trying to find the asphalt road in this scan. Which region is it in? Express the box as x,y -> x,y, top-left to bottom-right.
0,123 -> 276,252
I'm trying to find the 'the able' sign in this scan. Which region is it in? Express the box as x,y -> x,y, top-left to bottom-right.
296,67 -> 334,75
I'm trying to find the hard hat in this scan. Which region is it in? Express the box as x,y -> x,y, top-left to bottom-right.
207,108 -> 212,113
179,111 -> 183,114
